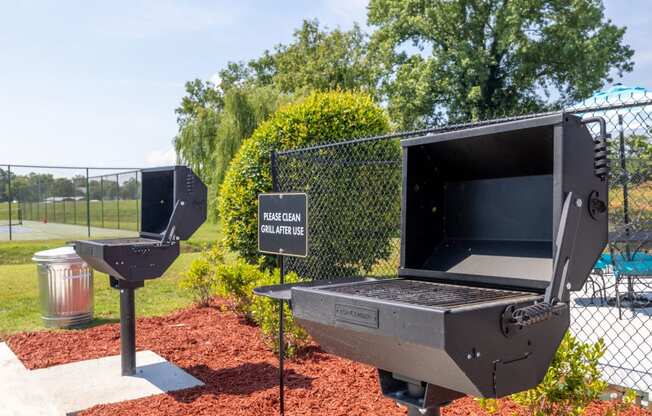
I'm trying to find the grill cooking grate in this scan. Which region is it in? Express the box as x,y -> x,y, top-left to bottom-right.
84,238 -> 160,246
323,279 -> 537,309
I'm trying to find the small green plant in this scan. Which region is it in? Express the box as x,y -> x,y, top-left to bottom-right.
249,269 -> 310,356
605,389 -> 638,416
178,256 -> 216,307
214,260 -> 265,318
511,332 -> 607,416
475,398 -> 499,414
211,257 -> 310,356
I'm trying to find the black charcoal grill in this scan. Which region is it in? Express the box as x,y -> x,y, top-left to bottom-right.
256,114 -> 610,415
73,165 -> 206,375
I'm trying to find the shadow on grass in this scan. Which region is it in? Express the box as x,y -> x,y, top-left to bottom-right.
169,361 -> 314,403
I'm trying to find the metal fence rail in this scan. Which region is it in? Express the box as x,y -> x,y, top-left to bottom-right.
0,165 -> 141,241
273,94 -> 652,398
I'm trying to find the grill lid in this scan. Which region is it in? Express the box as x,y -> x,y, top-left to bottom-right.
399,114 -> 608,298
140,166 -> 207,242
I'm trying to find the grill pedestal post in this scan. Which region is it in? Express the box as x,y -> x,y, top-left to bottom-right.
110,276 -> 144,377
120,286 -> 136,376
378,371 -> 458,416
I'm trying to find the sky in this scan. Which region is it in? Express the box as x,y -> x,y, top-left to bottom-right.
0,0 -> 650,169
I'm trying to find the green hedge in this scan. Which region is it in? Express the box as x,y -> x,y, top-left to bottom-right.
218,91 -> 393,267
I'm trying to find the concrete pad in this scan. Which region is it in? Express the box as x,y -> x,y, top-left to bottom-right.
0,343 -> 203,415
30,350 -> 204,414
0,343 -> 61,416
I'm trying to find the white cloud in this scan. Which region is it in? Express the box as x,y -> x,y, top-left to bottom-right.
145,147 -> 177,167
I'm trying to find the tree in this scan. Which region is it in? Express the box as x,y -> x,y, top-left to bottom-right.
212,85 -> 286,189
250,19 -> 379,94
174,19 -> 382,194
0,167 -> 7,202
174,107 -> 220,185
174,79 -> 223,127
52,178 -> 75,197
368,0 -> 634,128
609,134 -> 652,188
120,177 -> 140,200
218,91 -> 395,275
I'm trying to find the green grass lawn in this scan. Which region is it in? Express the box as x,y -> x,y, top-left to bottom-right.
0,217 -> 223,337
0,252 -> 200,337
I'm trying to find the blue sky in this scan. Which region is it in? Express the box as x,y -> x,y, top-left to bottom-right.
1,0 -> 650,168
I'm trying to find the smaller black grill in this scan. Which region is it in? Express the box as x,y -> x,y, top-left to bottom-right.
323,279 -> 537,309
72,165 -> 207,377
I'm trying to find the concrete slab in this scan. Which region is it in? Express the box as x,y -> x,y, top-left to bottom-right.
0,344 -> 203,415
31,350 -> 204,414
0,343 -> 61,416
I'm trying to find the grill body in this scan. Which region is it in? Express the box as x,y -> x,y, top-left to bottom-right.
74,237 -> 179,281
73,166 -> 206,281
277,114 -> 608,405
293,278 -> 566,397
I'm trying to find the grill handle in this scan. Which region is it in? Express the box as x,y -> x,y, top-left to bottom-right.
581,116 -> 610,180
545,191 -> 582,304
501,302 -> 567,337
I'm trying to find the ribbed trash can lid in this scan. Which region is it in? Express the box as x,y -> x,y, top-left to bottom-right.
32,246 -> 81,263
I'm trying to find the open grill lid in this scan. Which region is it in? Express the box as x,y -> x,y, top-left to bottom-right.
399,114 -> 608,300
139,165 -> 207,242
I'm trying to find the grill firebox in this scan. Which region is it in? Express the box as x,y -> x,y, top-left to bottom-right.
323,279 -> 537,309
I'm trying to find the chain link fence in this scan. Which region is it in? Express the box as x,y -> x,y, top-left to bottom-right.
274,94 -> 652,398
0,165 -> 141,241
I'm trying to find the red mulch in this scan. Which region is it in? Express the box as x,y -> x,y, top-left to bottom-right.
6,299 -> 652,416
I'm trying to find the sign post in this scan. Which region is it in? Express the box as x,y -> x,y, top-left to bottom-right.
258,192 -> 308,415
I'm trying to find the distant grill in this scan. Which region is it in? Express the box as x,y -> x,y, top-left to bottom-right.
73,166 -> 207,377
323,279 -> 537,309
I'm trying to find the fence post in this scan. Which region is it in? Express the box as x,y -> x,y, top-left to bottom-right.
618,114 -> 631,253
116,174 -> 120,230
100,177 -> 104,228
136,171 -> 140,231
86,168 -> 91,237
37,176 -> 40,220
7,165 -> 12,241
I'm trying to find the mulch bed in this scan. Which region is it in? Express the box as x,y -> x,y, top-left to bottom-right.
6,299 -> 652,416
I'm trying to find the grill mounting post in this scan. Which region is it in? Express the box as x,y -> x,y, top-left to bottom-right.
111,277 -> 144,376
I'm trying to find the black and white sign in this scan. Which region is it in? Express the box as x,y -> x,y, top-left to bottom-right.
258,193 -> 308,257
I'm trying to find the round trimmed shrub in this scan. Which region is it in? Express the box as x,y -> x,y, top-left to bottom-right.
218,90 -> 395,270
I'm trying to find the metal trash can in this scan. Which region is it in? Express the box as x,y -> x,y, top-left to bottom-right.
33,246 -> 94,328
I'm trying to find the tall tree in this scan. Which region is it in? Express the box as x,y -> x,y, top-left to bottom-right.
217,19 -> 379,95
174,106 -> 220,184
212,85 -> 285,188
174,79 -> 223,127
175,19 -> 376,191
368,0 -> 635,128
